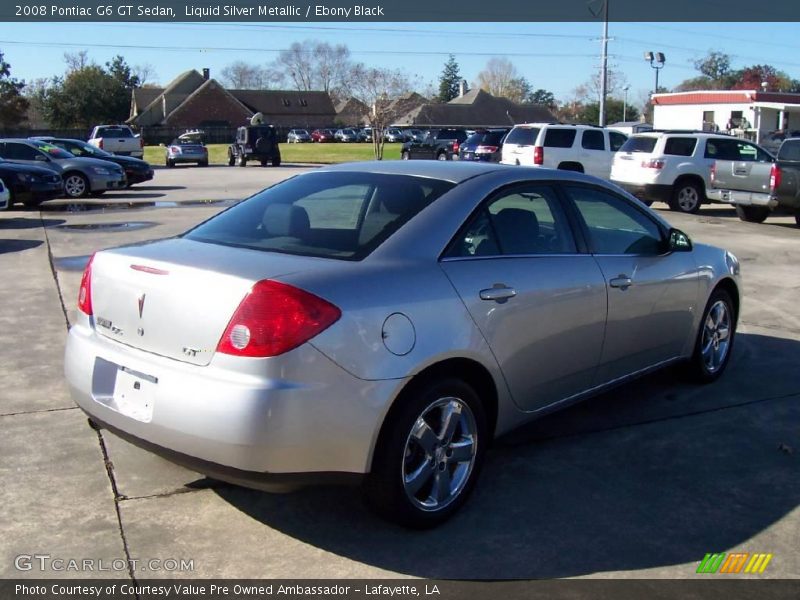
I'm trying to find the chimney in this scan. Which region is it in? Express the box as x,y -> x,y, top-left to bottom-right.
458,79 -> 468,97
202,68 -> 210,81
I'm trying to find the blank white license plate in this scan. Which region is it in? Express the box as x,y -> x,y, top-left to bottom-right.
113,369 -> 155,422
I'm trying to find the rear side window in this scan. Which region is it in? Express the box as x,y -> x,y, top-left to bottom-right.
663,137 -> 697,156
544,129 -> 577,148
619,137 -> 658,153
505,127 -> 540,146
609,131 -> 627,151
581,130 -> 605,151
185,172 -> 454,261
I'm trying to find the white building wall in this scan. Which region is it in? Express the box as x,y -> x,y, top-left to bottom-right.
653,102 -> 756,131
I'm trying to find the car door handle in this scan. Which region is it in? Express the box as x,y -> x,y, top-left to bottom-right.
479,285 -> 517,302
609,275 -> 633,290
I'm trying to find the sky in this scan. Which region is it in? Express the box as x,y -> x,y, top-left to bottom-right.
4,21 -> 800,109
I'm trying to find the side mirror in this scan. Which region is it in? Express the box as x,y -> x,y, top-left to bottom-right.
668,228 -> 692,252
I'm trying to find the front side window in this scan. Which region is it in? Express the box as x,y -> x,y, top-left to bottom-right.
565,186 -> 664,255
447,185 -> 577,257
185,172 -> 454,260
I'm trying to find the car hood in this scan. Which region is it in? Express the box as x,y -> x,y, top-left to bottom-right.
101,155 -> 149,168
55,157 -> 124,171
0,161 -> 59,176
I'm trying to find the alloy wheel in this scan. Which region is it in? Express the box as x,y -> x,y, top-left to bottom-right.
64,175 -> 87,198
701,300 -> 731,374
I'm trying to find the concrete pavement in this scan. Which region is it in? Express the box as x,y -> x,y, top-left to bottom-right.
1,165 -> 798,579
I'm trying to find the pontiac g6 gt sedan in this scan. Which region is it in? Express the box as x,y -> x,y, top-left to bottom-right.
64,162 -> 741,528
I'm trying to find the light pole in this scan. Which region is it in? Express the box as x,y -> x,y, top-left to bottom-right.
623,84 -> 630,122
644,51 -> 666,95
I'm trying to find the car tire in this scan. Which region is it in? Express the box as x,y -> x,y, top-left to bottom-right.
272,155 -> 281,167
402,151 -> 410,160
437,152 -> 448,161
795,213 -> 800,228
166,159 -> 175,169
669,181 -> 703,214
63,172 -> 90,199
685,288 -> 736,383
199,161 -> 208,167
228,151 -> 235,166
363,377 -> 487,528
735,205 -> 769,223
238,154 -> 247,167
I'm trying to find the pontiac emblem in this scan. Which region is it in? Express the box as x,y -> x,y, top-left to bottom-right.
137,293 -> 146,318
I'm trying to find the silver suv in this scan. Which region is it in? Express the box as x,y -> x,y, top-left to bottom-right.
610,131 -> 774,214
501,123 -> 627,180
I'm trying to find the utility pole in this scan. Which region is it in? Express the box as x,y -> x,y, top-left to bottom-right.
598,0 -> 609,127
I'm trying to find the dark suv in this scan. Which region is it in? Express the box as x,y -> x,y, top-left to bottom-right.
228,125 -> 281,167
401,128 -> 468,161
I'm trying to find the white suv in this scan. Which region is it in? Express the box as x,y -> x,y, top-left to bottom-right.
500,123 -> 628,179
609,131 -> 773,214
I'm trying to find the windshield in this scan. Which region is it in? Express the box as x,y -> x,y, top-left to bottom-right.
185,172 -> 455,260
29,141 -> 74,159
465,131 -> 506,146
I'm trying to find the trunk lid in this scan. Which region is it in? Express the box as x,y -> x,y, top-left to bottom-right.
712,158 -> 772,193
90,238 -> 330,366
610,135 -> 659,183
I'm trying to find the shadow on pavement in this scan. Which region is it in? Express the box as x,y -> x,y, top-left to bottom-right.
217,332 -> 800,578
0,239 -> 44,254
0,217 -> 65,229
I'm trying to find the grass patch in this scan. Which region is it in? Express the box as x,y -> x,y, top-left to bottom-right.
144,143 -> 402,165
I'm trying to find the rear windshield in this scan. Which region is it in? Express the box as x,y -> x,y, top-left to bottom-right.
505,127 -> 540,146
544,129 -> 577,148
465,131 -> 506,146
185,172 -> 455,260
619,136 -> 658,153
96,127 -> 133,138
778,140 -> 800,161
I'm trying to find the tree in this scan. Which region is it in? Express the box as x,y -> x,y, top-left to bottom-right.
731,64 -> 793,91
437,55 -> 461,102
273,39 -> 353,102
133,63 -> 157,87
0,52 -> 28,127
63,50 -> 89,72
476,57 -> 520,99
572,99 -> 639,125
106,55 -> 140,89
41,65 -> 130,128
529,89 -> 556,108
694,51 -> 732,82
348,64 -> 413,159
573,68 -> 628,103
221,61 -> 273,89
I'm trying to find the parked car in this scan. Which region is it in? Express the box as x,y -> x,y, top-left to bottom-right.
335,128 -> 359,143
287,129 -> 312,143
0,139 -> 126,198
228,125 -> 281,167
358,128 -> 373,143
311,129 -> 336,143
64,161 -> 740,528
33,137 -> 153,186
0,159 -> 63,210
758,129 -> 800,156
0,178 -> 9,210
611,131 -> 773,214
87,125 -> 143,159
401,128 -> 468,161
710,137 -> 800,226
166,131 -> 209,168
385,129 -> 407,143
458,129 -> 509,163
501,123 -> 627,179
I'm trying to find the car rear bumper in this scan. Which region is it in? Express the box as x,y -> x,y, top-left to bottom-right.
64,320 -> 402,481
706,188 -> 777,208
90,174 -> 127,192
170,154 -> 207,164
613,181 -> 673,204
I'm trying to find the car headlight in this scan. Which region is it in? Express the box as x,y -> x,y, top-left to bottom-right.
726,251 -> 740,276
91,167 -> 111,175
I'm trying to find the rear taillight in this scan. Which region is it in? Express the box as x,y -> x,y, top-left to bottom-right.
452,141 -> 460,154
710,162 -> 716,183
770,163 -> 782,191
98,139 -> 103,150
216,280 -> 341,358
533,146 -> 544,165
77,254 -> 96,316
475,145 -> 499,154
139,137 -> 144,148
641,159 -> 665,169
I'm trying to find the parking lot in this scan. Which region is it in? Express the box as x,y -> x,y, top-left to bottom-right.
1,163 -> 798,579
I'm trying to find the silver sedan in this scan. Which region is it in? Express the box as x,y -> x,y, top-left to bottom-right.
64,162 -> 741,527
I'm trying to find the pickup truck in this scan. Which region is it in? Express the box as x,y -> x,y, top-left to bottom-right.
87,125 -> 143,158
710,137 -> 800,227
401,128 -> 468,161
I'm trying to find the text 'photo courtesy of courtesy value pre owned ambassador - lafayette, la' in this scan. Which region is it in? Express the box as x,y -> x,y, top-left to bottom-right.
64,161 -> 741,528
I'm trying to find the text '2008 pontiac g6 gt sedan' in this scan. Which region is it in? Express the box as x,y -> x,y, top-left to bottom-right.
64,161 -> 741,528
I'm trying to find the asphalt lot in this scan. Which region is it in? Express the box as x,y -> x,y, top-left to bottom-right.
1,163 -> 798,579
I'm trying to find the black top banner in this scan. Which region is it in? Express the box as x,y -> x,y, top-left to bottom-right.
4,0 -> 800,22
